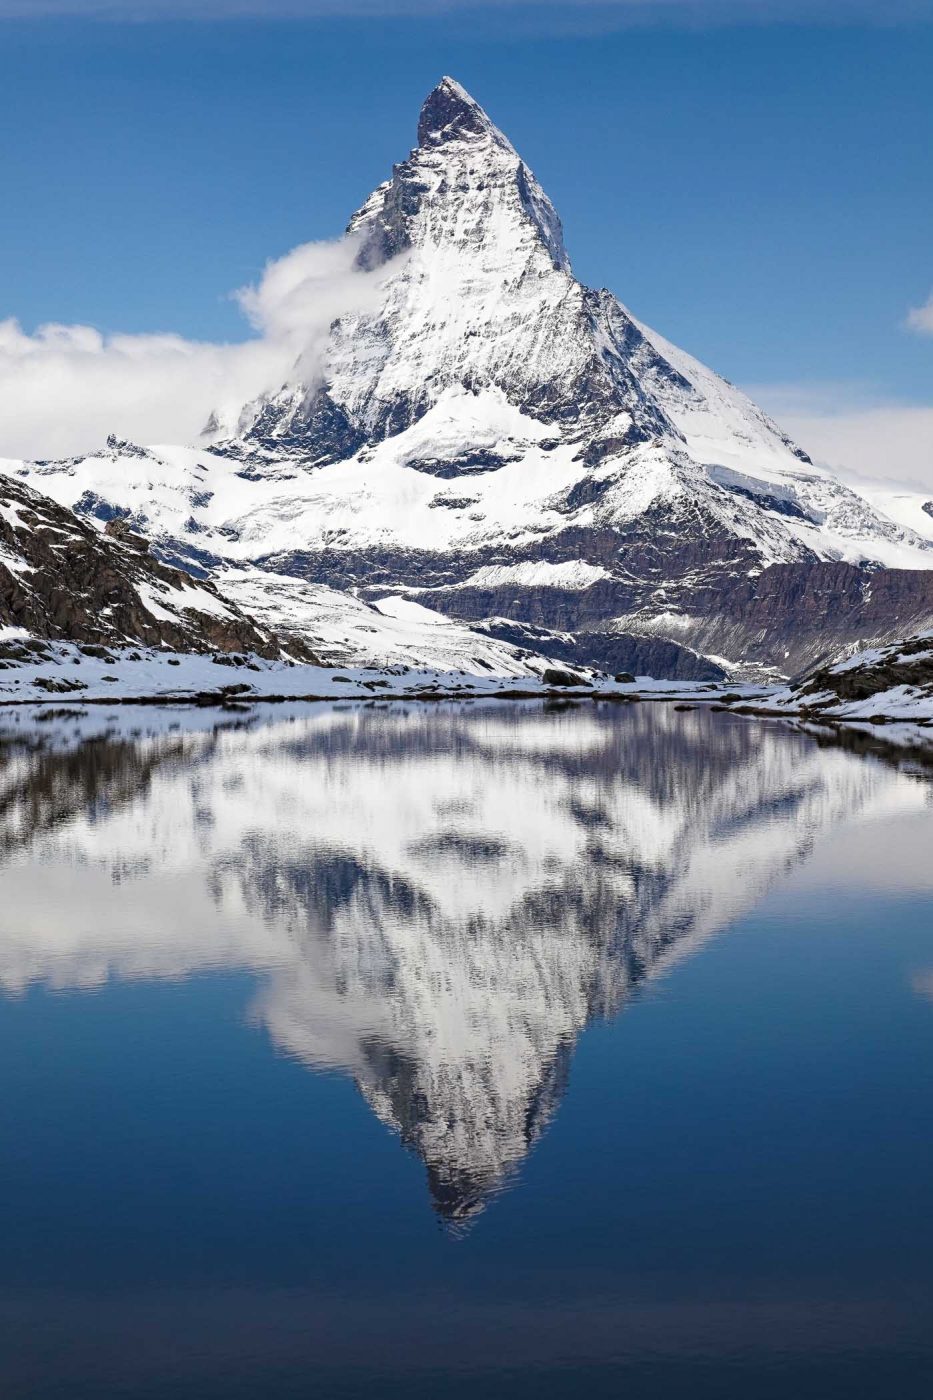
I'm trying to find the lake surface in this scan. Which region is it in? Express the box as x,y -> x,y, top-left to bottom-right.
0,700 -> 931,1399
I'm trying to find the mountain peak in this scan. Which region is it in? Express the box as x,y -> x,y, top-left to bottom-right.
417,76 -> 498,148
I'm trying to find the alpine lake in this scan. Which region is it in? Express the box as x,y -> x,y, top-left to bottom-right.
0,697 -> 931,1399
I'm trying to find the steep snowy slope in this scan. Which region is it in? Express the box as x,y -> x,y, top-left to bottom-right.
9,78 -> 933,677
217,571 -> 570,675
832,471 -> 933,547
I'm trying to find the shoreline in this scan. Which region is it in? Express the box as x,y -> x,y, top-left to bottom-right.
0,637 -> 929,754
1,683 -> 930,764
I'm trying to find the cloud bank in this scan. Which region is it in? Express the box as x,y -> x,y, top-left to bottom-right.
751,381 -> 933,493
0,237 -> 389,460
1,230 -> 929,497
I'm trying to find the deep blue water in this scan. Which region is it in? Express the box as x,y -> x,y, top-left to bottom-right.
0,701 -> 930,1398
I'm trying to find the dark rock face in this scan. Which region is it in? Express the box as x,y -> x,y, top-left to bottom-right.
417,75 -> 491,147
474,620 -> 726,682
235,390 -> 366,466
104,518 -> 150,553
263,506 -> 761,598
0,475 -> 288,657
260,520 -> 933,678
559,475 -> 615,513
405,450 -> 515,478
683,561 -> 933,679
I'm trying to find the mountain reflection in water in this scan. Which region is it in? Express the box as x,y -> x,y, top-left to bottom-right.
0,700 -> 926,1227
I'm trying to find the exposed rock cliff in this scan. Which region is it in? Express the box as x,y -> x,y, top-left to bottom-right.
0,471 -> 286,657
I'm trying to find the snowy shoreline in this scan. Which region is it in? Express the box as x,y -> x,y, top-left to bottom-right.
0,639 -> 930,758
0,640 -> 728,707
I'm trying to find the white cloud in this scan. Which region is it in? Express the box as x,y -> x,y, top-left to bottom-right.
906,292 -> 933,336
748,381 -> 933,493
0,236 -> 391,460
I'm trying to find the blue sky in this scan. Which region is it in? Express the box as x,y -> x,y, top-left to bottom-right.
0,3 -> 931,479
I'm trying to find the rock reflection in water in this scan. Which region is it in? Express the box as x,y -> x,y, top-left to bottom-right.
0,701 -> 924,1226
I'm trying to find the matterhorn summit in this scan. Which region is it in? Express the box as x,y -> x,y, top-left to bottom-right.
236,76 -> 685,461
15,78 -> 933,678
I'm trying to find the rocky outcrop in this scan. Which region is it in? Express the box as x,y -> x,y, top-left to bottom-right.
0,473 -> 300,658
791,630 -> 933,713
667,561 -> 933,679
472,618 -> 726,681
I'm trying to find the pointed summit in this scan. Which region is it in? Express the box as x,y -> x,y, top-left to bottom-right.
417,76 -> 500,147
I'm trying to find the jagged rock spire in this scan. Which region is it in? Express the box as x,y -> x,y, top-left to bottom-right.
417,76 -> 496,147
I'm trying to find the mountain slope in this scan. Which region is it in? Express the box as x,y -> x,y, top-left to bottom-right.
0,469 -> 285,658
9,78 -> 933,678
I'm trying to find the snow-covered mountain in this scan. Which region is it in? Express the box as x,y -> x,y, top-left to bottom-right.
0,702 -> 922,1222
7,78 -> 933,678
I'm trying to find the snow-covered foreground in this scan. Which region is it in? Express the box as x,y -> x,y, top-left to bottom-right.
1,619 -> 931,755
0,635 -> 730,706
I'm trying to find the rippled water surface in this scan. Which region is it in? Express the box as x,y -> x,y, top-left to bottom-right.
1,700 -> 932,1398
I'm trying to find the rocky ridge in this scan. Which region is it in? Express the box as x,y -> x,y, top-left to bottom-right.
771,629 -> 933,727
0,469 -> 291,659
